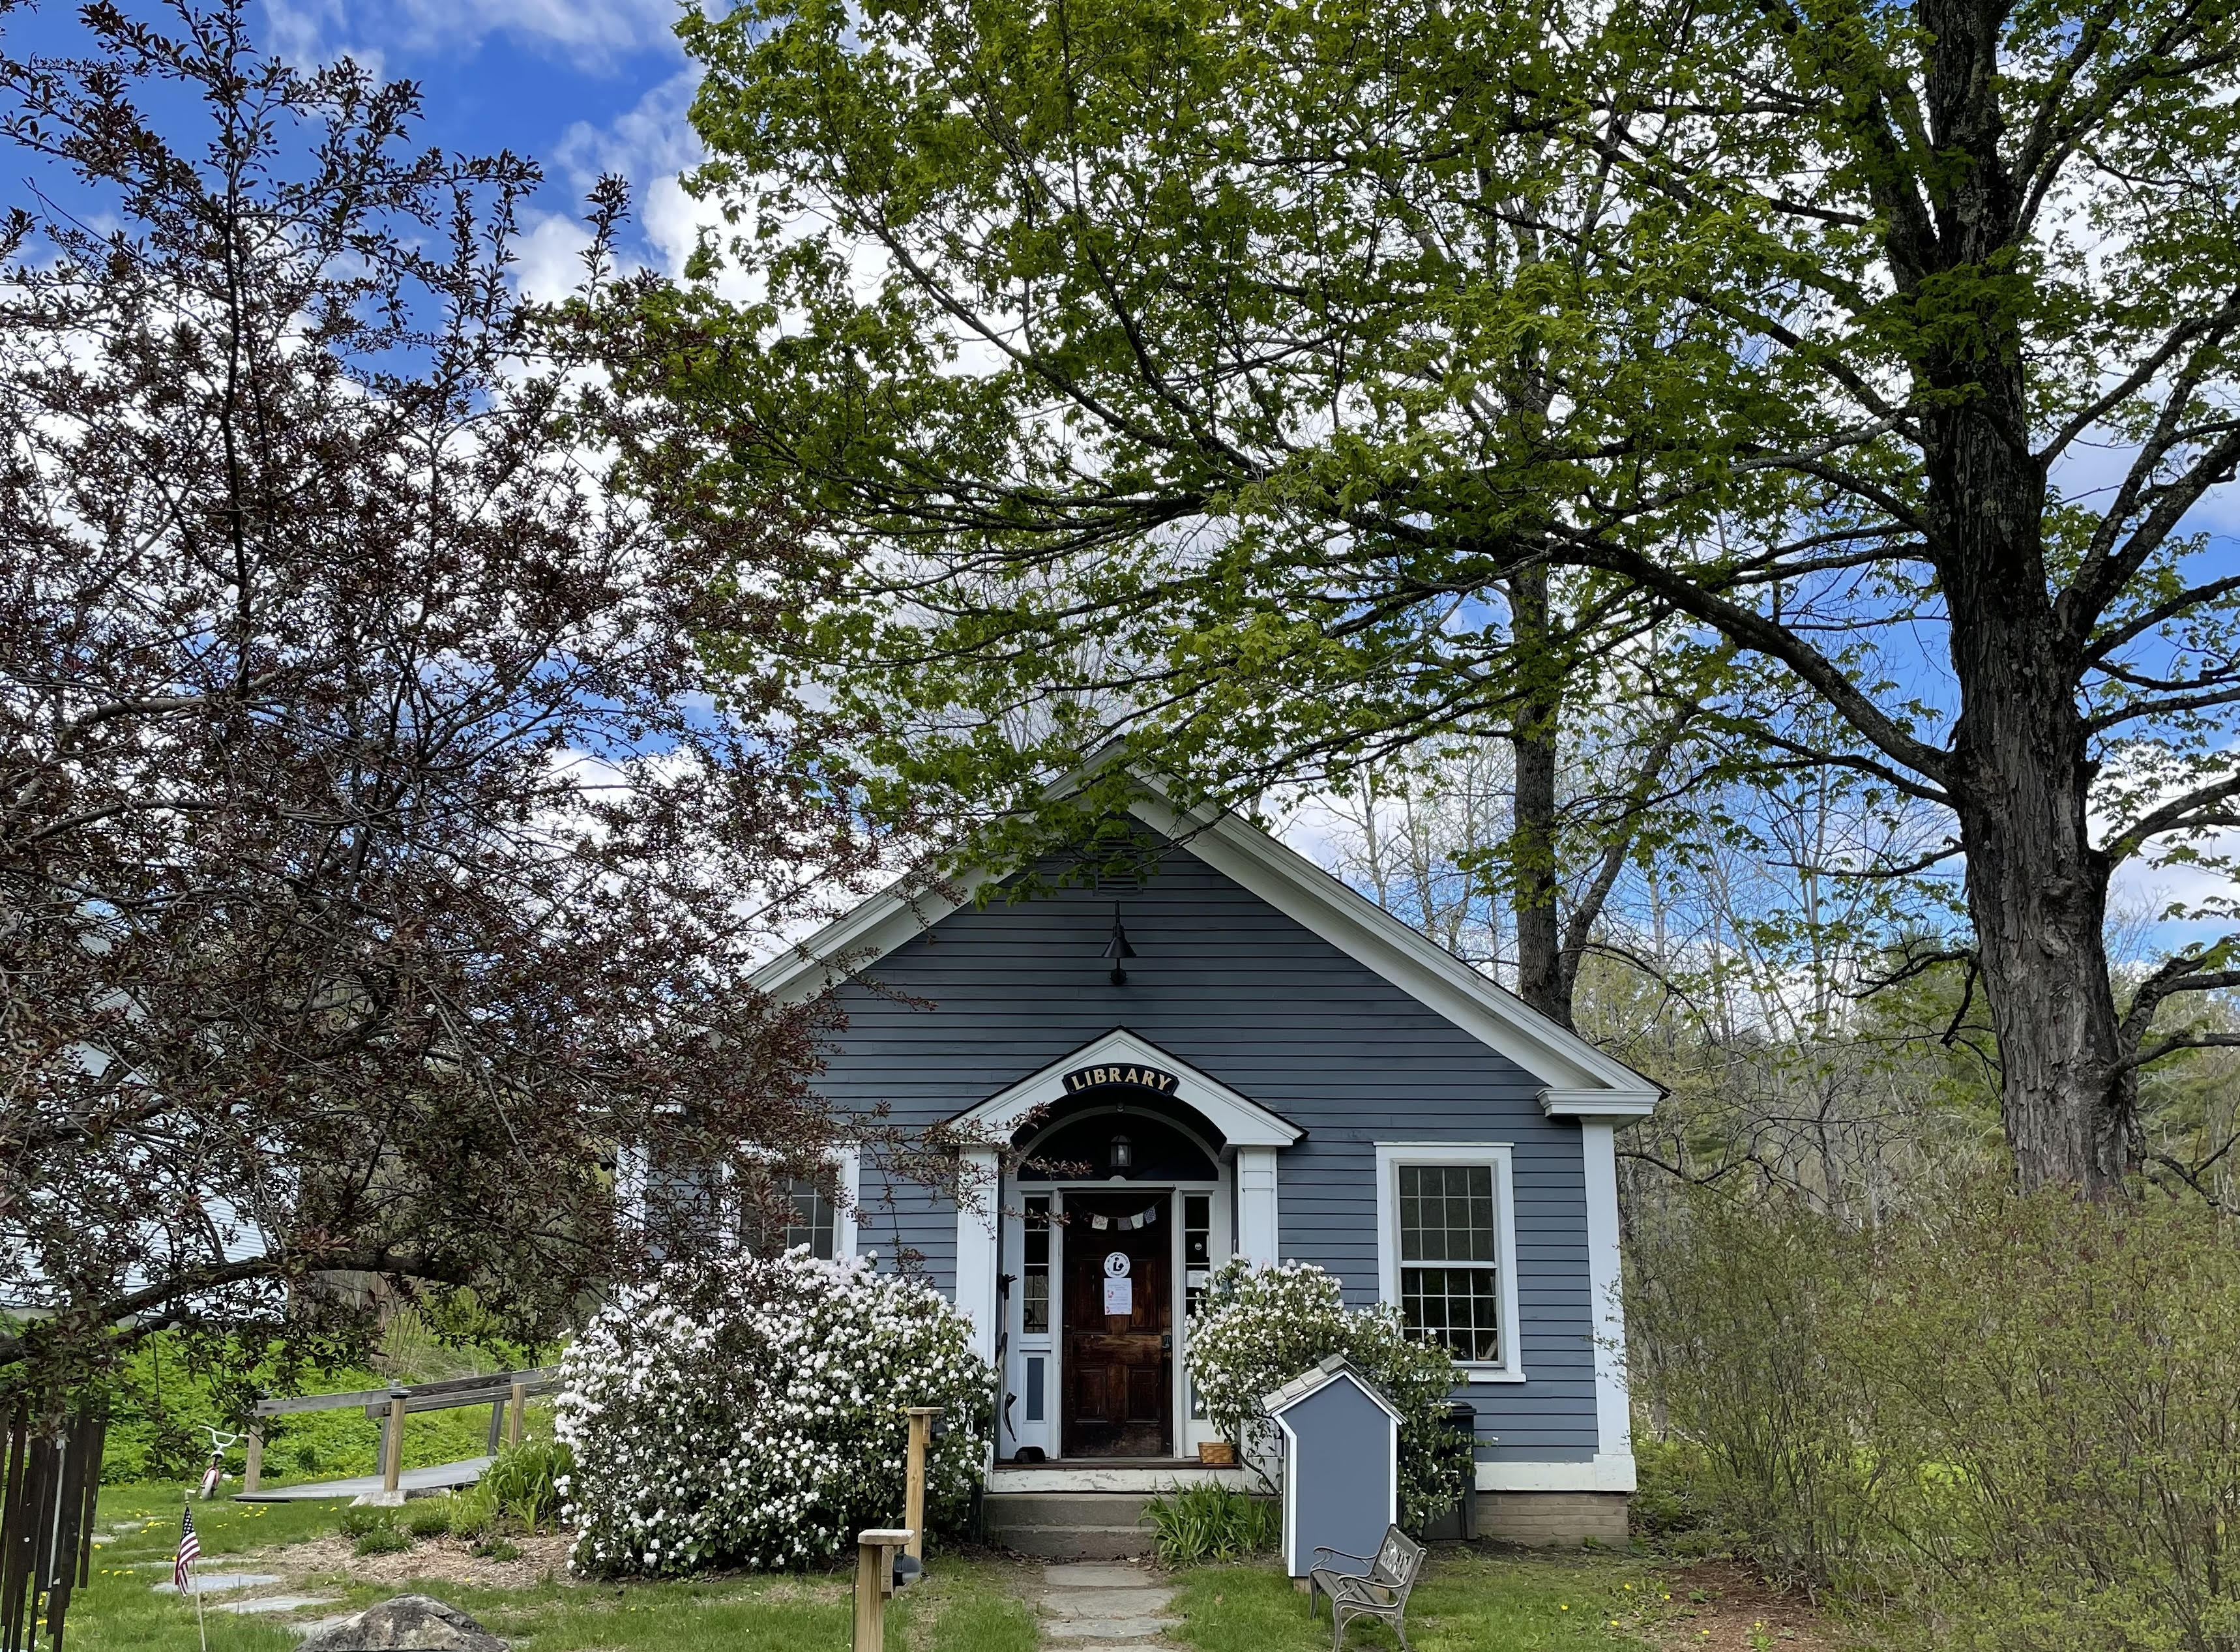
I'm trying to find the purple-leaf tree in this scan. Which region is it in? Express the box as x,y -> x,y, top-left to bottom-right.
0,0 -> 887,1402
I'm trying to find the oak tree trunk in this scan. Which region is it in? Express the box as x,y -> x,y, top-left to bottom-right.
1508,565 -> 1570,1028
1928,382 -> 2130,1193
1902,0 -> 2131,1192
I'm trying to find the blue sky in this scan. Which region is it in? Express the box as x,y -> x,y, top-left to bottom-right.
261,0 -> 711,288
12,0 -> 709,287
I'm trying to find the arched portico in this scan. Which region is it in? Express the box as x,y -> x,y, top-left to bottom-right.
946,1029 -> 1301,1463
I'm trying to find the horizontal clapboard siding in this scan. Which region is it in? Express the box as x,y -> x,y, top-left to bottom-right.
822,846 -> 1600,1456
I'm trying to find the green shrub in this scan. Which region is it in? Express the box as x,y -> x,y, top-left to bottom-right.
476,1438 -> 570,1531
445,1482 -> 496,1539
353,1524 -> 411,1556
1628,1438 -> 1739,1558
337,1505 -> 394,1540
1185,1260 -> 1465,1531
404,1501 -> 454,1539
1630,1185 -> 2240,1650
471,1537 -> 520,1561
1627,1194 -> 1883,1584
1143,1484 -> 1279,1565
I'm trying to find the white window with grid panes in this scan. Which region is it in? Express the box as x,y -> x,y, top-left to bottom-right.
739,1146 -> 859,1261
1374,1143 -> 1524,1381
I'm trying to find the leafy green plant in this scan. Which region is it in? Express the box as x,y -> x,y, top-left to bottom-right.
471,1537 -> 520,1561
445,1482 -> 497,1540
337,1505 -> 394,1540
1143,1484 -> 1279,1566
477,1438 -> 572,1531
353,1523 -> 411,1556
405,1501 -> 454,1539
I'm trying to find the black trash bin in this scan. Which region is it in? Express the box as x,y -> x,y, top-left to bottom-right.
1419,1402 -> 1481,1541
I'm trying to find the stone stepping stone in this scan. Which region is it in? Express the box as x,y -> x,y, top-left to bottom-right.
1043,1564 -> 1160,1589
153,1572 -> 284,1595
1037,1561 -> 1176,1647
1045,1620 -> 1179,1642
211,1595 -> 339,1617
1044,1589 -> 1174,1615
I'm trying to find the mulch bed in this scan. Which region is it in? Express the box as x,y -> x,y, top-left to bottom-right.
1641,1560 -> 1843,1650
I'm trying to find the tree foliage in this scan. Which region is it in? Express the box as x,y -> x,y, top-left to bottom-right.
598,0 -> 2240,1190
0,2 -> 879,1398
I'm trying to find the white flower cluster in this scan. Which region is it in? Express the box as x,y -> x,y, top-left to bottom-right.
555,1245 -> 992,1576
1185,1258 -> 1465,1529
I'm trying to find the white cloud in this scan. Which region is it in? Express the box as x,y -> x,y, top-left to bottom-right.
551,68 -> 740,286
515,209 -> 598,302
263,0 -> 685,74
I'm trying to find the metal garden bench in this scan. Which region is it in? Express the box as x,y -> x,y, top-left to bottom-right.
1307,1524 -> 1426,1649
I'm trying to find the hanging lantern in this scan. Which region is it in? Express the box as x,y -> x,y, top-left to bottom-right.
1103,903 -> 1137,985
1109,1132 -> 1134,1173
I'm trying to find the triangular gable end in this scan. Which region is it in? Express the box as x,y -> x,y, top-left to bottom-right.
1263,1354 -> 1406,1425
751,781 -> 1659,1119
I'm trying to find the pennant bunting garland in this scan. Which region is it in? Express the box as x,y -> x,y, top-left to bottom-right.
1084,1203 -> 1162,1232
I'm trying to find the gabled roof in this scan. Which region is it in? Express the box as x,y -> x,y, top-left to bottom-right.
750,778 -> 1659,1119
950,1027 -> 1304,1147
1263,1353 -> 1405,1424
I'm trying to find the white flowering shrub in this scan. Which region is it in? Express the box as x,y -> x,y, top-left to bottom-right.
1185,1259 -> 1465,1529
555,1246 -> 991,1576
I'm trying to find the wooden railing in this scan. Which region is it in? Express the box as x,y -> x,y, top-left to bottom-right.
244,1366 -> 559,1495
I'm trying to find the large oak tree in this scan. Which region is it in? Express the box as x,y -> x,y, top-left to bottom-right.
607,0 -> 2240,1193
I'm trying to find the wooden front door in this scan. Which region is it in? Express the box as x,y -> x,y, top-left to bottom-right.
1062,1192 -> 1172,1458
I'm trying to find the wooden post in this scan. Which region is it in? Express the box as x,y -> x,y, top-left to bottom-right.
507,1383 -> 526,1447
382,1394 -> 405,1493
243,1426 -> 262,1496
853,1528 -> 911,1652
902,1408 -> 941,1562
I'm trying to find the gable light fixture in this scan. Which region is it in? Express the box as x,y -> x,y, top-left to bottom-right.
1109,1132 -> 1134,1175
1103,903 -> 1138,986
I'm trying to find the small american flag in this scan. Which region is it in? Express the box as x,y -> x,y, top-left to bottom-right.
173,1503 -> 199,1593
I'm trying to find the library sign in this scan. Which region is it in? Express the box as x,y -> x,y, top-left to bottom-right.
1061,1063 -> 1181,1098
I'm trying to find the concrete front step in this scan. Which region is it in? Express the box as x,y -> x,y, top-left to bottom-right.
983,1493 -> 1155,1560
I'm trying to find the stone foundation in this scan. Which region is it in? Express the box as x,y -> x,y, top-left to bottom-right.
1477,1491 -> 1630,1546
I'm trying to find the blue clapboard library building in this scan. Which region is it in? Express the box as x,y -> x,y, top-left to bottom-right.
751,779 -> 1653,1552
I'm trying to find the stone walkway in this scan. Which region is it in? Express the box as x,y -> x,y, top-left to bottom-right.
1038,1562 -> 1178,1647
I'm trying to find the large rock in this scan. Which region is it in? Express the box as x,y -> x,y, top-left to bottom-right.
296,1595 -> 505,1652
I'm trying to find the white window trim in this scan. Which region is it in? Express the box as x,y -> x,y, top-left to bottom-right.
830,1144 -> 861,1262
742,1143 -> 861,1262
1374,1143 -> 1525,1383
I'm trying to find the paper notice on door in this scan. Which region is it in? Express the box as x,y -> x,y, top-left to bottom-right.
1103,1276 -> 1132,1316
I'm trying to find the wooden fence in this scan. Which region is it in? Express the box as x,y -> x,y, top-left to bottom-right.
0,1396 -> 104,1652
246,1367 -> 557,1495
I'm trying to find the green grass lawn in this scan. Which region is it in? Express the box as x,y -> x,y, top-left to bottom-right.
1168,1547 -> 1668,1651
72,1482 -> 1035,1652
80,1479 -> 1679,1652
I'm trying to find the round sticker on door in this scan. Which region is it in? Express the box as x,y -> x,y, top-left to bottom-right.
1103,1252 -> 1130,1278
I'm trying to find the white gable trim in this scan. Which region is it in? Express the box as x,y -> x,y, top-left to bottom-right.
749,780 -> 1658,1114
750,863 -> 999,1003
1130,794 -> 1658,1110
951,1027 -> 1303,1148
